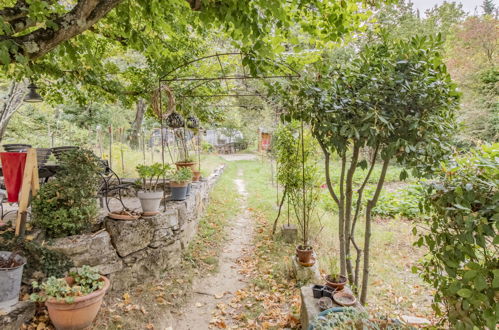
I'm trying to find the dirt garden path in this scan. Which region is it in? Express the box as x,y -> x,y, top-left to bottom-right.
172,169 -> 253,329
219,153 -> 258,161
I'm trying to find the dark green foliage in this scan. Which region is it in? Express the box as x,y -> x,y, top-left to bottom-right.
415,143 -> 499,329
0,237 -> 73,280
32,149 -> 102,238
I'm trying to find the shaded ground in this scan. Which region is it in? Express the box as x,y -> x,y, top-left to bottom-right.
172,170 -> 254,329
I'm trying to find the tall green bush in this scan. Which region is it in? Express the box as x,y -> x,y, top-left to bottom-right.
32,149 -> 102,238
272,121 -> 321,246
271,33 -> 459,302
415,143 -> 498,329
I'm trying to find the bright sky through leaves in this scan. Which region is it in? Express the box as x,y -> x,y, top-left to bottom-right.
412,0 -> 484,14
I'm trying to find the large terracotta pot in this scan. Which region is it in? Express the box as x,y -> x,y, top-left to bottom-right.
45,276 -> 110,330
175,161 -> 196,171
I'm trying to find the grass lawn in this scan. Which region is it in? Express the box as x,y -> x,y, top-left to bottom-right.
236,157 -> 435,323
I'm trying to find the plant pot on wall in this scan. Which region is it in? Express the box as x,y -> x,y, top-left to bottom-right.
192,171 -> 201,182
170,181 -> 189,201
0,251 -> 26,309
325,274 -> 347,291
137,190 -> 163,214
45,276 -> 110,330
296,245 -> 314,266
175,161 -> 196,171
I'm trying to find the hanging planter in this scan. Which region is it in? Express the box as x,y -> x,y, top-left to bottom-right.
186,116 -> 199,129
166,112 -> 185,129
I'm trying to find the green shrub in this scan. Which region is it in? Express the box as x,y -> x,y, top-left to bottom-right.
32,149 -> 102,238
372,184 -> 425,220
0,236 -> 73,280
415,143 -> 498,329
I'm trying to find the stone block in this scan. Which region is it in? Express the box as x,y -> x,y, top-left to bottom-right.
148,208 -> 179,229
300,285 -> 321,330
105,217 -> 155,257
123,240 -> 182,282
0,301 -> 35,330
290,256 -> 322,284
47,231 -> 123,275
149,228 -> 175,248
281,224 -> 298,243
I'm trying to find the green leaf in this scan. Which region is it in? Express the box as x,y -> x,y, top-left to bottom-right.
474,275 -> 487,291
457,288 -> 472,298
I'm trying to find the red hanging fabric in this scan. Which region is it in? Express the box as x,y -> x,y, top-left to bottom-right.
0,152 -> 27,203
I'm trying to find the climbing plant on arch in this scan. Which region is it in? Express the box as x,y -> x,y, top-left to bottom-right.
270,34 -> 460,303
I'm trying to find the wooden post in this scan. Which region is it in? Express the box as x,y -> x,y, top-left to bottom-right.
108,125 -> 113,169
120,127 -> 125,172
141,129 -> 146,164
15,148 -> 40,237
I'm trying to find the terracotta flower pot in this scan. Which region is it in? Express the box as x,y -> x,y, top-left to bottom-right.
296,245 -> 314,264
192,171 -> 201,182
325,274 -> 347,291
45,276 -> 110,330
175,161 -> 196,171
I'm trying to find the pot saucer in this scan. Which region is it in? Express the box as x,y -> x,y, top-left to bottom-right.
141,211 -> 160,217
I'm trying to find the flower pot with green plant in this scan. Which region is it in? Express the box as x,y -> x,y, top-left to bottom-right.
30,266 -> 110,330
275,122 -> 321,267
324,257 -> 347,291
136,163 -> 171,214
169,167 -> 192,201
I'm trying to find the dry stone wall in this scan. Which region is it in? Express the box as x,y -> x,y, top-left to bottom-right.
46,165 -> 225,291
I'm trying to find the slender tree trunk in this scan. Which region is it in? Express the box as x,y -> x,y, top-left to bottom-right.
344,143 -> 360,283
351,143 -> 380,292
129,98 -> 146,149
338,155 -> 347,276
272,187 -> 288,235
360,158 -> 390,304
0,80 -> 27,142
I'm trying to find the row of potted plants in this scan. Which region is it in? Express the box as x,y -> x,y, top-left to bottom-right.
135,161 -> 199,215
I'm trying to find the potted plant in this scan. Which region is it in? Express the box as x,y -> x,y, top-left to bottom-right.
136,163 -> 171,214
174,127 -> 197,171
324,260 -> 347,291
0,251 -> 26,309
169,167 -> 192,201
31,265 -> 110,330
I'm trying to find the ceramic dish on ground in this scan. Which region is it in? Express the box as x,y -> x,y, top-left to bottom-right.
332,290 -> 357,307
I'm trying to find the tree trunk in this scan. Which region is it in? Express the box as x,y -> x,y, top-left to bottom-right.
338,155 -> 347,276
272,187 -> 288,235
360,158 -> 390,304
344,143 -> 360,283
0,80 -> 27,141
129,98 -> 146,149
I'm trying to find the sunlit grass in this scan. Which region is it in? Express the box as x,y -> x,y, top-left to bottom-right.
235,157 -> 434,320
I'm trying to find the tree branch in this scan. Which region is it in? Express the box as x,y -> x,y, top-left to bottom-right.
0,0 -> 29,23
318,139 -> 340,205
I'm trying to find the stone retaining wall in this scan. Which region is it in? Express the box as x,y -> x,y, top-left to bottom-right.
46,165 -> 225,291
